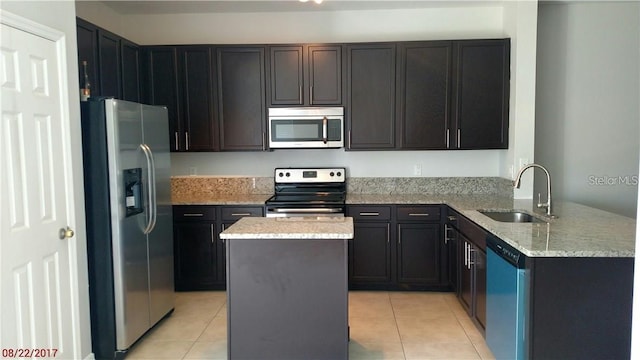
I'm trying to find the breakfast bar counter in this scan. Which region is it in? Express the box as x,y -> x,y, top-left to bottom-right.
220,217 -> 354,360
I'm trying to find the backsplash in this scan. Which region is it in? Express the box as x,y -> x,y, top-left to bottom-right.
172,176 -> 513,197
348,177 -> 513,195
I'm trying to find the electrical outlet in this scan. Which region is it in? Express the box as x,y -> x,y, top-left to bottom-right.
252,177 -> 256,189
189,167 -> 197,176
413,164 -> 422,176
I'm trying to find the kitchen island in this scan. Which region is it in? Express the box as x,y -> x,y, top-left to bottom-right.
220,216 -> 354,360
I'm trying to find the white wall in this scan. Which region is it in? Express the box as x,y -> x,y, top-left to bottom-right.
535,2 -> 640,218
502,1 -> 538,198
0,0 -> 93,358
172,149 -> 503,177
75,3 -> 539,181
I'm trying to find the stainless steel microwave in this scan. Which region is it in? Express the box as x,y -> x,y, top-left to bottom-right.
268,107 -> 344,149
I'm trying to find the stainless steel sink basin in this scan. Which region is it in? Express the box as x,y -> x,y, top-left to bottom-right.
479,210 -> 547,223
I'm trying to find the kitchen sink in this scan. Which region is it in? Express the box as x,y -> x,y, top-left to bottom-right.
479,210 -> 547,223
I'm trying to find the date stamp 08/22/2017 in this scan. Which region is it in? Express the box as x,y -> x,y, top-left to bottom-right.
2,348 -> 58,358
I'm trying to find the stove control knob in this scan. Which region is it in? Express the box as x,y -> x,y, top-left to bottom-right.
285,172 -> 290,177
337,171 -> 342,177
330,172 -> 335,177
278,172 -> 284,177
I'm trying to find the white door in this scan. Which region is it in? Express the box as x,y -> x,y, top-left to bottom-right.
1,18 -> 79,359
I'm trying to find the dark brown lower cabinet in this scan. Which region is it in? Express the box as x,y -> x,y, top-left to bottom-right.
347,205 -> 448,291
452,211 -> 487,332
396,223 -> 441,287
173,205 -> 263,291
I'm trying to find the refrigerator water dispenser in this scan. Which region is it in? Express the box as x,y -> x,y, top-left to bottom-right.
124,168 -> 143,217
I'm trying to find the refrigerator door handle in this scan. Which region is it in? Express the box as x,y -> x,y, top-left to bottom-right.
140,144 -> 157,234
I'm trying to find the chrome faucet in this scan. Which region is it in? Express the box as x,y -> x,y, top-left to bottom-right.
514,163 -> 554,217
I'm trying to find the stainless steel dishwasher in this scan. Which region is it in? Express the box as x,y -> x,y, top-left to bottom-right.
486,235 -> 528,360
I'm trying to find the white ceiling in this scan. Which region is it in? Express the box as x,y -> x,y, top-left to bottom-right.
99,0 -> 505,15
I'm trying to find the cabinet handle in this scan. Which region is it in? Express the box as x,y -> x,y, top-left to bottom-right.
446,128 -> 450,148
348,130 -> 352,149
457,128 -> 461,149
183,213 -> 204,217
262,132 -> 266,151
174,132 -> 179,151
299,86 -> 303,104
448,216 -> 457,221
185,132 -> 190,151
468,246 -> 475,269
409,213 -> 429,216
310,86 -> 313,105
444,224 -> 449,244
211,224 -> 215,244
359,212 -> 380,216
231,213 -> 252,216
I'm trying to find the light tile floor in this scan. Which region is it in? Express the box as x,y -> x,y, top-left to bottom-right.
126,291 -> 495,360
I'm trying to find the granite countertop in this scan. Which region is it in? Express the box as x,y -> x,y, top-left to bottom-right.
348,194 -> 636,258
220,216 -> 354,240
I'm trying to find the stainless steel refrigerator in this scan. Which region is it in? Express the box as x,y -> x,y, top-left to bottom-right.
81,98 -> 174,360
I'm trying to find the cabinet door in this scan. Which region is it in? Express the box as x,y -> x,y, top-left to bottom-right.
349,222 -> 392,286
179,47 -> 218,151
121,39 -> 140,102
217,47 -> 266,151
457,235 -> 473,316
269,46 -> 303,105
97,29 -> 122,98
143,47 -> 181,151
308,45 -> 342,105
173,222 -> 216,290
444,224 -> 458,291
346,44 -> 396,150
452,39 -> 510,149
474,248 -> 487,329
397,41 -> 451,149
76,18 -> 100,97
396,223 -> 441,285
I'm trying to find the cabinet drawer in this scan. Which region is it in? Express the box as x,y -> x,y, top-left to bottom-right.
347,206 -> 392,221
457,214 -> 487,251
173,206 -> 216,221
221,206 -> 264,221
396,206 -> 441,221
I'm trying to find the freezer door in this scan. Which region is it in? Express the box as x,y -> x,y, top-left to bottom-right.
105,99 -> 151,350
141,104 -> 175,325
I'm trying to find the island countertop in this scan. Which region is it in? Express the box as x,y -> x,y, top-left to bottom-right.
220,216 -> 354,240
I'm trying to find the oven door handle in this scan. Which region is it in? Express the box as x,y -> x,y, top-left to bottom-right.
322,117 -> 328,144
272,208 -> 342,213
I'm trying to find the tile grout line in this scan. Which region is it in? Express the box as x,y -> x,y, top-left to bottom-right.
388,291 -> 409,360
182,296 -> 227,359
444,295 -> 486,360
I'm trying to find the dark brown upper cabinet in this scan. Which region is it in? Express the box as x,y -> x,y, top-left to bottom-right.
396,41 -> 452,150
76,18 -> 100,97
178,47 -> 218,151
142,46 -> 218,152
346,43 -> 396,150
97,29 -> 122,99
141,47 -> 181,150
120,39 -> 141,102
268,45 -> 343,106
217,46 -> 266,151
451,39 -> 510,149
76,18 -> 142,103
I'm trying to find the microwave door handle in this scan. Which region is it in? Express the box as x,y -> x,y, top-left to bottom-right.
322,117 -> 328,144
